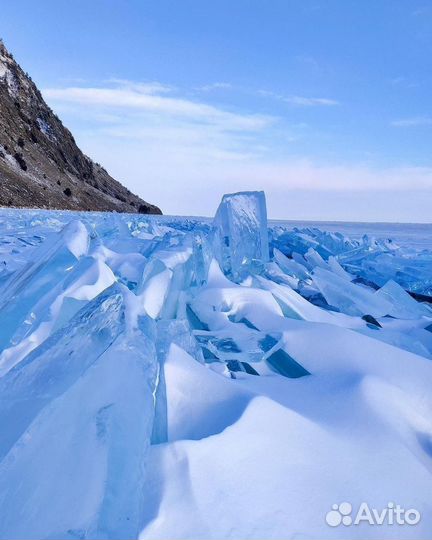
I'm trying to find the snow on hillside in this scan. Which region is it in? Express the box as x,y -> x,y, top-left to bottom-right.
0,192 -> 431,539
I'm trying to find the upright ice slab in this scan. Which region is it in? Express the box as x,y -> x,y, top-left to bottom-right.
213,191 -> 269,278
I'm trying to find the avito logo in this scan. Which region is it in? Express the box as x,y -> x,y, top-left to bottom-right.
326,502 -> 421,527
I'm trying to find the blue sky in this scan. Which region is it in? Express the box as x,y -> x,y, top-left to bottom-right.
2,0 -> 432,221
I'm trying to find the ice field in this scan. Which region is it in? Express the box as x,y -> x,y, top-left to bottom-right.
0,191 -> 431,539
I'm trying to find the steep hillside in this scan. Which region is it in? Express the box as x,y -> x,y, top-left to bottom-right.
0,41 -> 161,214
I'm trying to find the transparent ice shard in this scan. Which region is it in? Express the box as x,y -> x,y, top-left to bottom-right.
327,256 -> 354,281
0,256 -> 116,376
213,191 -> 269,278
374,280 -> 432,320
256,275 -> 362,329
304,247 -> 329,271
262,261 -> 299,289
136,234 -> 204,320
0,283 -> 159,539
266,347 -> 310,378
0,284 -> 125,462
312,267 -> 393,317
273,248 -> 310,280
0,220 -> 89,352
152,319 -> 205,444
262,337 -> 310,378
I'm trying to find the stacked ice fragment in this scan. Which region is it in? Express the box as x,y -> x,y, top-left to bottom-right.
0,192 -> 431,538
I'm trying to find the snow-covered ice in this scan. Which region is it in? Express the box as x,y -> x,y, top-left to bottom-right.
0,191 -> 431,539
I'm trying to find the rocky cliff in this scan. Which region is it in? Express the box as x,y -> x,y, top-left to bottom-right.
0,41 -> 161,214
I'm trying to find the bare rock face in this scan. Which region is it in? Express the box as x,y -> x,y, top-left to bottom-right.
0,41 -> 161,214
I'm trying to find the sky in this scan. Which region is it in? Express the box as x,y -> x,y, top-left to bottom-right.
2,0 -> 432,221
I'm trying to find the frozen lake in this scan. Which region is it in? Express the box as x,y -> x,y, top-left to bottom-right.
0,196 -> 431,539
271,220 -> 432,250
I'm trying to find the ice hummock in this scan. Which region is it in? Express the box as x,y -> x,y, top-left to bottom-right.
0,194 -> 431,539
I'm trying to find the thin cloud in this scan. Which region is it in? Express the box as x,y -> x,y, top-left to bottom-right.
283,95 -> 339,107
43,82 -> 274,131
197,82 -> 233,91
389,76 -> 418,89
391,117 -> 432,127
258,89 -> 338,107
294,54 -> 320,70
105,78 -> 174,94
